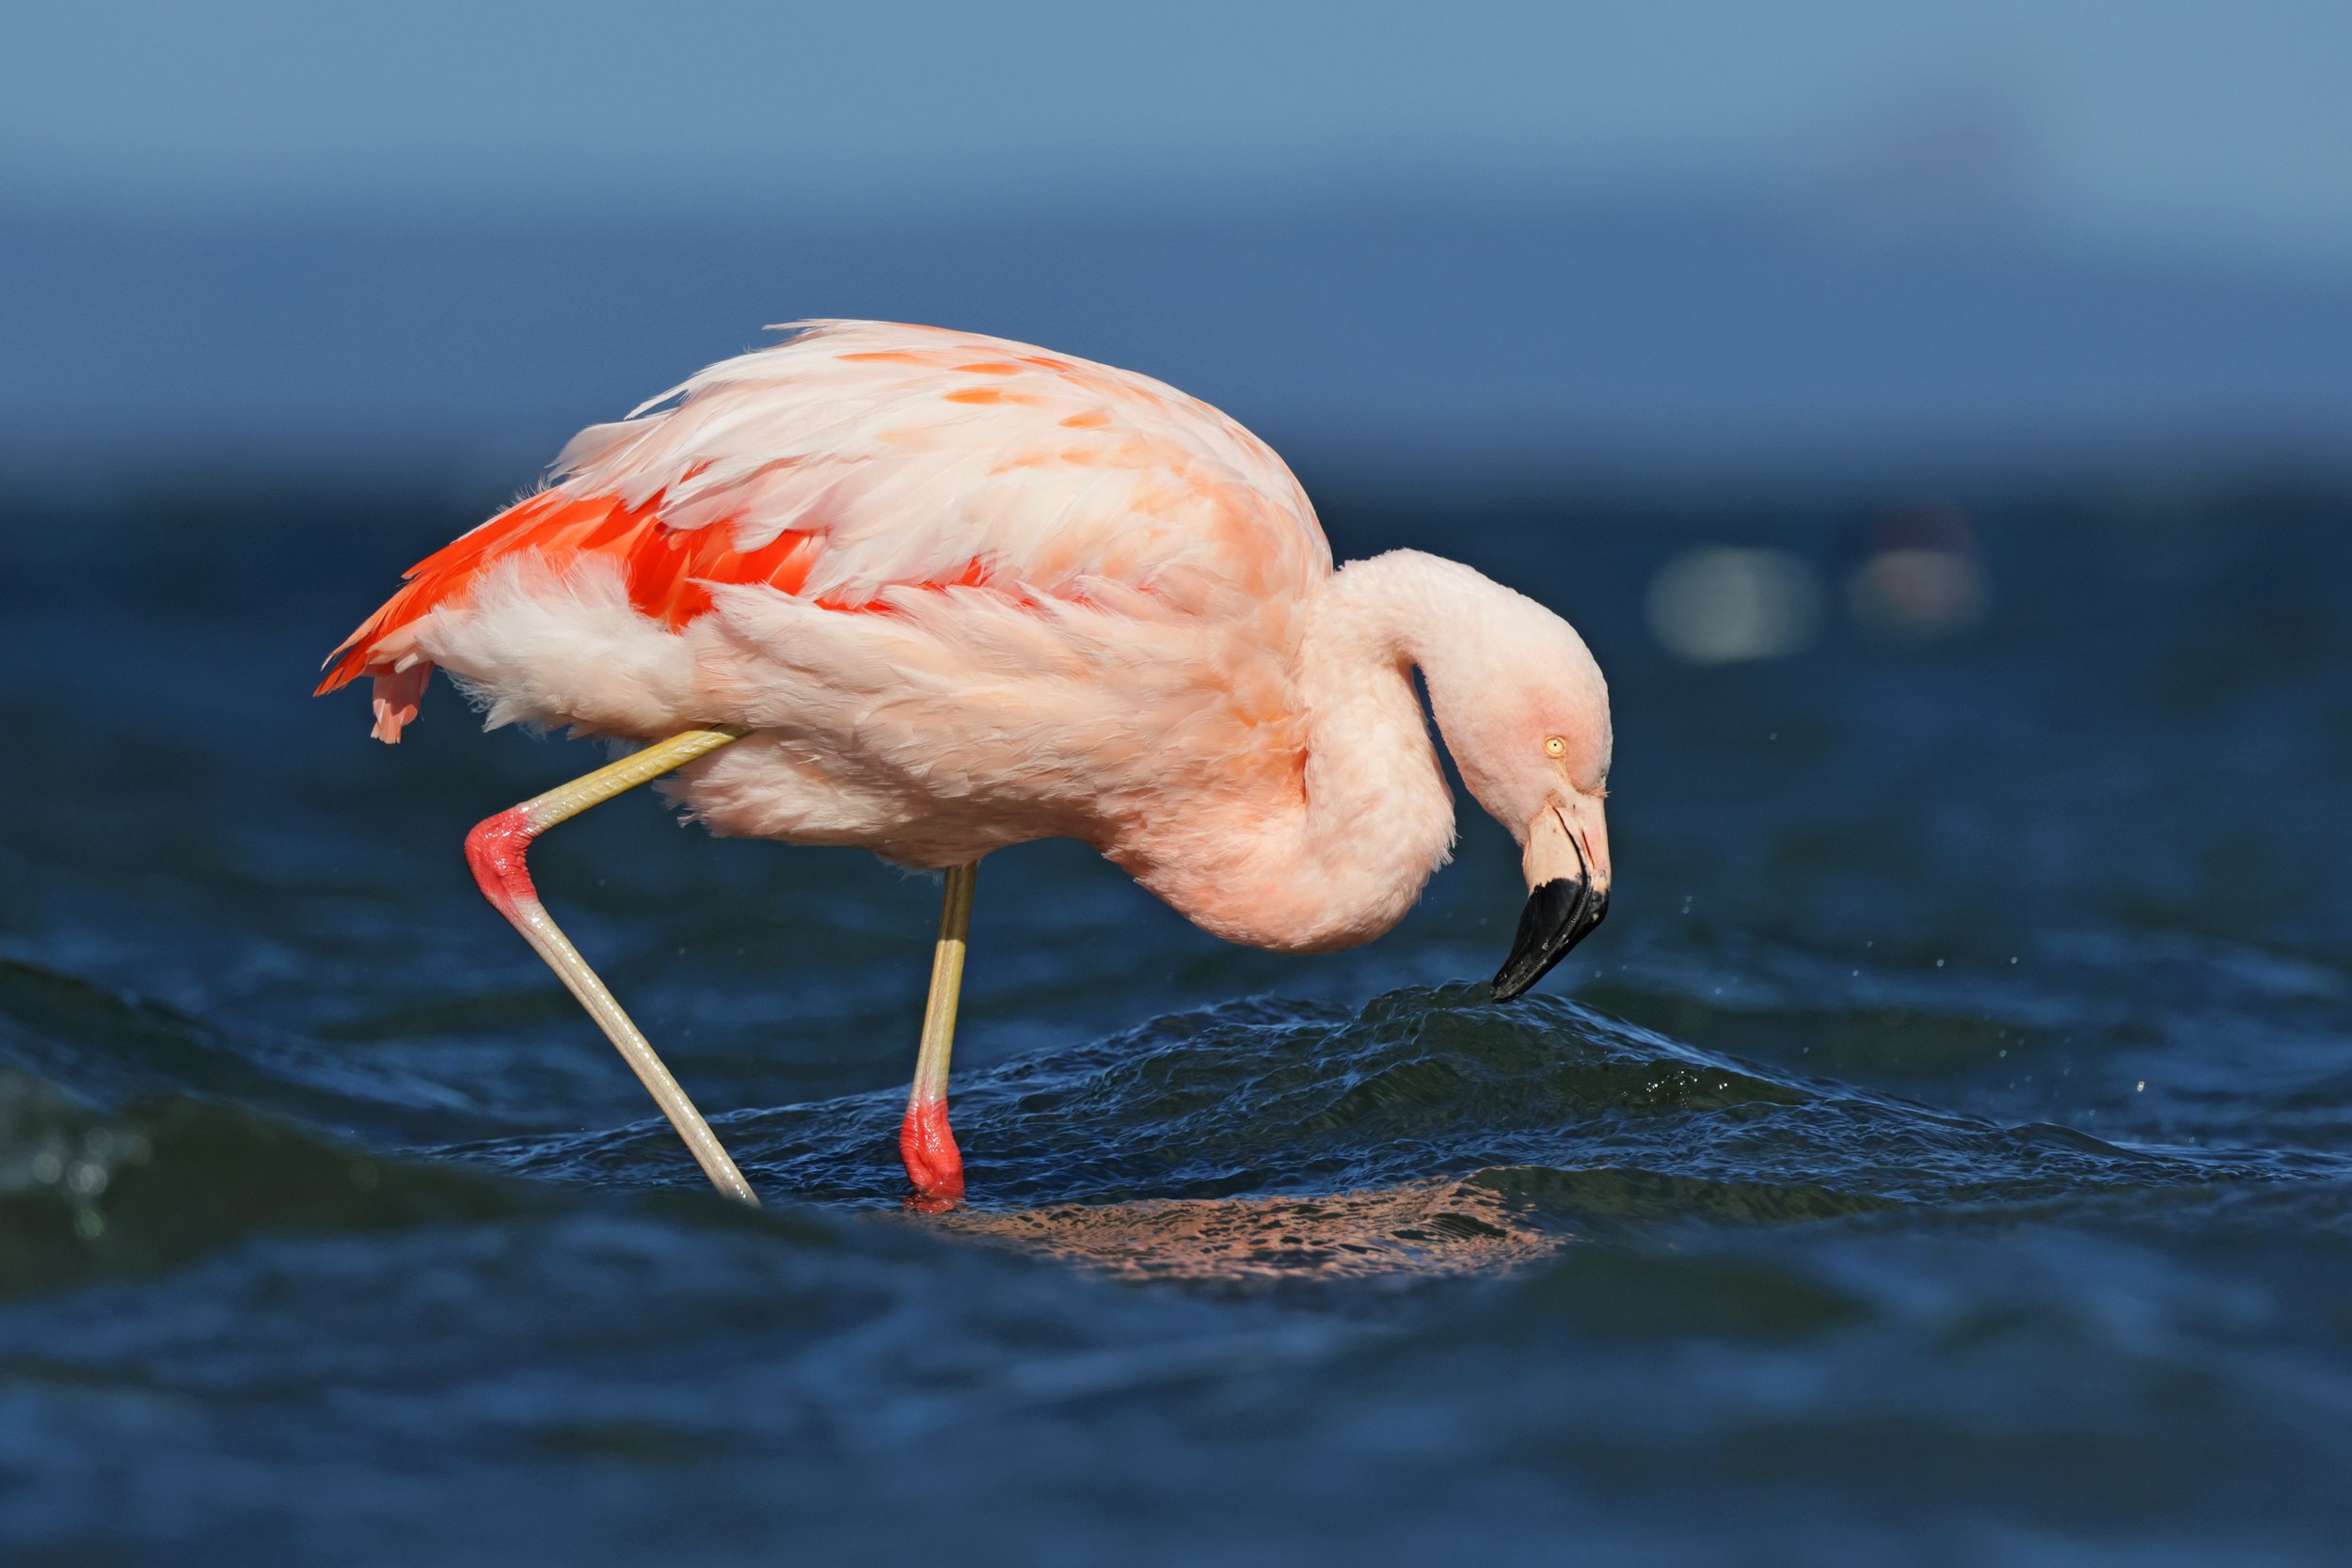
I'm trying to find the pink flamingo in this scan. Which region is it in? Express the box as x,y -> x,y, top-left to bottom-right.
318,322 -> 1613,1210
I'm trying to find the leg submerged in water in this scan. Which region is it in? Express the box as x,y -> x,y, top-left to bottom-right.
463,726 -> 760,1206
901,861 -> 978,1212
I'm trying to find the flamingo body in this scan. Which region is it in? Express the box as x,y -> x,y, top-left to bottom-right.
323,320 -> 1613,962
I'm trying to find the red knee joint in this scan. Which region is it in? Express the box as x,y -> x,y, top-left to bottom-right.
899,1098 -> 965,1212
465,807 -> 540,916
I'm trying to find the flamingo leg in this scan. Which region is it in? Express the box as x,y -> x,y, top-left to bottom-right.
900,861 -> 978,1212
462,726 -> 760,1207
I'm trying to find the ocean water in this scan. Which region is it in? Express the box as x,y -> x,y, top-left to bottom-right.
3,479 -> 2350,1564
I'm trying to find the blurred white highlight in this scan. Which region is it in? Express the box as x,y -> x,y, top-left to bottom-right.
1645,547 -> 1825,664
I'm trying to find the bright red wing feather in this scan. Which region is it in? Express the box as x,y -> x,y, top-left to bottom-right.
317,490 -> 838,695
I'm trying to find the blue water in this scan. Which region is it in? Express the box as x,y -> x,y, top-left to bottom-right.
4,481 -> 2351,1564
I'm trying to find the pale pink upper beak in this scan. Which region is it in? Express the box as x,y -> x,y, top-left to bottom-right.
1492,792 -> 1612,1001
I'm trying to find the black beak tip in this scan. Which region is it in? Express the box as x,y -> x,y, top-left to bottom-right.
1487,969 -> 1540,1005
1489,879 -> 1609,1003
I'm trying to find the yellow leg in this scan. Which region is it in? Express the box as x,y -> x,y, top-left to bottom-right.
899,861 -> 977,1211
464,727 -> 759,1206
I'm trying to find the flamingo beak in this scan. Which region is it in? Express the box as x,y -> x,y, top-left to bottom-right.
1491,794 -> 1612,1002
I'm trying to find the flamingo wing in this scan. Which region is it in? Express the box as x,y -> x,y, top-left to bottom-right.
320,321 -> 1329,742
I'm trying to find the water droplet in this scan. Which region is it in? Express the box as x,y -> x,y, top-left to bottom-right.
72,1209 -> 103,1241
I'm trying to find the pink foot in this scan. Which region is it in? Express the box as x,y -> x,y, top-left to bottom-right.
899,1098 -> 965,1213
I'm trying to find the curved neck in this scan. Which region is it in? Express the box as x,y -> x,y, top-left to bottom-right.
1123,551 -> 1464,953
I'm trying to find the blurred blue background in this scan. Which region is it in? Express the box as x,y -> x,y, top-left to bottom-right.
6,0 -> 2348,488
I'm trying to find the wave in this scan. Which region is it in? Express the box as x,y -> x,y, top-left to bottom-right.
429,985 -> 2345,1286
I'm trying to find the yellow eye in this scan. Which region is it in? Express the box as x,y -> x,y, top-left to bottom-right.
1543,735 -> 1567,758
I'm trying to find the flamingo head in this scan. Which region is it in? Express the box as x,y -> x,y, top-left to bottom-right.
1417,577 -> 1614,1001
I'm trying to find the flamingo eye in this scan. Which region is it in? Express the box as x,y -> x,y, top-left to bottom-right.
1543,735 -> 1566,758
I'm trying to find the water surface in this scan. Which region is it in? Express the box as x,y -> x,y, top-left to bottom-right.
3,481 -> 2350,1563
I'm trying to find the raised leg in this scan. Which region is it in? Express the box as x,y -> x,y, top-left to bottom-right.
463,727 -> 760,1206
900,861 -> 978,1212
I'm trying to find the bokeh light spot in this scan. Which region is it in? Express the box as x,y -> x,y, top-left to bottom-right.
1646,546 -> 1825,664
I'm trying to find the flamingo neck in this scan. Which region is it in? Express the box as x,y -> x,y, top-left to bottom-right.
1131,550 -> 1464,953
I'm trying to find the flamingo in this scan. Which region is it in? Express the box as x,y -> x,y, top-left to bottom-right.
318,321 -> 1613,1211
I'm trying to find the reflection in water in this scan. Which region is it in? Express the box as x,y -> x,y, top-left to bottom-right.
929,1176 -> 1568,1286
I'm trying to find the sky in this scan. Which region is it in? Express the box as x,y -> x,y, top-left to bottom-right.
9,0 -> 2349,271
4,2 -> 2347,481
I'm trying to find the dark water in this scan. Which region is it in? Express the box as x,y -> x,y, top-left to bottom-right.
4,478 -> 2351,1564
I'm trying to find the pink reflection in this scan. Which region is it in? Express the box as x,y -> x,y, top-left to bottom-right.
924,1176 -> 1569,1287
